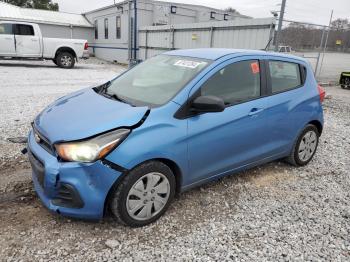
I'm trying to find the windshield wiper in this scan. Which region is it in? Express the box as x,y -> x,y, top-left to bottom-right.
107,93 -> 135,106
99,81 -> 111,93
96,81 -> 135,106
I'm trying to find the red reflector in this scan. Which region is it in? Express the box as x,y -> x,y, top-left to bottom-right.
317,85 -> 326,103
84,42 -> 89,50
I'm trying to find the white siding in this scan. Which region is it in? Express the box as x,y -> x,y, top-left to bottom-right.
139,18 -> 275,60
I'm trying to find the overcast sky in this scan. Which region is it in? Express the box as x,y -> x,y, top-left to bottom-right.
55,0 -> 350,26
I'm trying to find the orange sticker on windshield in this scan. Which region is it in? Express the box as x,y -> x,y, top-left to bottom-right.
251,62 -> 260,74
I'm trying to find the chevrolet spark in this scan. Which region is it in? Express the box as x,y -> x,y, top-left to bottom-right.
28,49 -> 325,227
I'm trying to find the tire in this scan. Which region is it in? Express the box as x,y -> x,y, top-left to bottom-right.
286,124 -> 319,166
56,52 -> 75,69
109,161 -> 176,227
52,59 -> 57,65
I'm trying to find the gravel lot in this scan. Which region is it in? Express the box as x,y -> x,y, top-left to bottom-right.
1,58 -> 350,261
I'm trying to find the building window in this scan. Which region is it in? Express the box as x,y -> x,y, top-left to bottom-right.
104,18 -> 108,39
210,11 -> 216,19
116,16 -> 121,39
224,14 -> 229,21
94,20 -> 98,39
170,5 -> 177,14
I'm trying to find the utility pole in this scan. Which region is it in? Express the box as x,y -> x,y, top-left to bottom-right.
274,0 -> 287,52
133,0 -> 137,61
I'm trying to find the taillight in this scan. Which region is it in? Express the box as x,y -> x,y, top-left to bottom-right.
84,42 -> 89,50
317,85 -> 326,103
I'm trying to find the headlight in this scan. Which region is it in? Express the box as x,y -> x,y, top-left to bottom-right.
55,129 -> 130,162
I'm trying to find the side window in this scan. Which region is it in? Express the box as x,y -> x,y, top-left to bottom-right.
200,60 -> 261,105
116,16 -> 121,39
0,23 -> 13,34
269,61 -> 301,93
104,18 -> 108,39
15,24 -> 34,36
94,20 -> 98,39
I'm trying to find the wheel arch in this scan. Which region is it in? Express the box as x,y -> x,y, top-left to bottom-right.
103,157 -> 183,216
55,46 -> 77,60
308,120 -> 323,135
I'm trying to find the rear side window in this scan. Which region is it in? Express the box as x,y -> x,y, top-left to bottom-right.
200,60 -> 261,105
0,23 -> 13,34
269,61 -> 301,93
15,24 -> 34,36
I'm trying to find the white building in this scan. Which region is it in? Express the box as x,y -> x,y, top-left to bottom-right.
0,1 -> 274,64
84,0 -> 247,63
0,2 -> 93,40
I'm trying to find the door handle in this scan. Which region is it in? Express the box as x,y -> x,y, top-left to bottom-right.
248,108 -> 264,116
31,39 -> 38,42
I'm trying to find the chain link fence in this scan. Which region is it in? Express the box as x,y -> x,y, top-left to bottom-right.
275,18 -> 350,83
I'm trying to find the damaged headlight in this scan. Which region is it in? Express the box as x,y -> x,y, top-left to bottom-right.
55,129 -> 130,163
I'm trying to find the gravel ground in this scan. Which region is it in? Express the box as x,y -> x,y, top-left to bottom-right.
1,59 -> 350,261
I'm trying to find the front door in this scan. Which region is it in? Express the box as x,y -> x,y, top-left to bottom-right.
0,23 -> 16,56
14,24 -> 41,57
187,58 -> 271,185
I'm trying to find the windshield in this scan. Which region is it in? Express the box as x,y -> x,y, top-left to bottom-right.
105,55 -> 210,107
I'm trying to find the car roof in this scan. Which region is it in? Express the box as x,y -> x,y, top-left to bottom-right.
164,48 -> 306,62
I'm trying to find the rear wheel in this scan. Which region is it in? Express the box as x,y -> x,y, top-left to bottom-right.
56,52 -> 75,69
286,124 -> 319,166
109,161 -> 176,227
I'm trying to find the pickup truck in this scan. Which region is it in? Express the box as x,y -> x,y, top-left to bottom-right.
0,21 -> 89,68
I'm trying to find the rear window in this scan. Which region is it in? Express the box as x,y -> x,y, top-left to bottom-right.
269,61 -> 301,93
15,24 -> 34,36
0,24 -> 13,35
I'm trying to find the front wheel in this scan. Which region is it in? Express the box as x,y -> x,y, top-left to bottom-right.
56,52 -> 75,69
109,161 -> 176,227
286,124 -> 319,166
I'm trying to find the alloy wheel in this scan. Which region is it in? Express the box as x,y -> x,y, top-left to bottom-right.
60,55 -> 72,67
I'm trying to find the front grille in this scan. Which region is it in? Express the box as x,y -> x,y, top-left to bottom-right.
33,127 -> 55,155
28,150 -> 45,188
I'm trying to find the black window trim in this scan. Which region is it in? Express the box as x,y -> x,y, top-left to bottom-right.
174,58 -> 267,119
266,59 -> 306,96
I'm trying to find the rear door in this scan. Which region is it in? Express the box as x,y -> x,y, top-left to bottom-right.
263,58 -> 305,155
14,24 -> 41,57
0,23 -> 16,56
186,57 -> 272,185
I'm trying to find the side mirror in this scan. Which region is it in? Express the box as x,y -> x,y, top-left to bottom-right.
191,95 -> 225,113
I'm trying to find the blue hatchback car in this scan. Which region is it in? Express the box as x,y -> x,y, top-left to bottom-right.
28,49 -> 325,227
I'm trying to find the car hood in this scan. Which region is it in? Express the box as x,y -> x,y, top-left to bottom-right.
34,88 -> 149,143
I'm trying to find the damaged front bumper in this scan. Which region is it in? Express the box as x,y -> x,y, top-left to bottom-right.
27,130 -> 123,220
